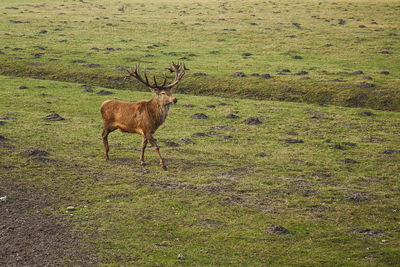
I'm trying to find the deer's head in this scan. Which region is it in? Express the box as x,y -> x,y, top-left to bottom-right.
125,62 -> 185,107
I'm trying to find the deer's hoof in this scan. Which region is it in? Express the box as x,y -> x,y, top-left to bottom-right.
162,165 -> 168,171
140,161 -> 146,167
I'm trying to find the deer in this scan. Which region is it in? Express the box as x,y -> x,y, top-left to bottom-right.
100,62 -> 185,170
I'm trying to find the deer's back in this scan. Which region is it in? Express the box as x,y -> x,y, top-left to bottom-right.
101,99 -> 151,135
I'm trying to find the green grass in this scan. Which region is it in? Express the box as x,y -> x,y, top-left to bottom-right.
1,75 -> 399,265
0,0 -> 399,110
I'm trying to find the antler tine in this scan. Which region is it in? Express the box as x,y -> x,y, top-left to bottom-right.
162,73 -> 167,87
153,75 -> 158,88
125,62 -> 185,90
143,68 -> 150,85
164,61 -> 185,89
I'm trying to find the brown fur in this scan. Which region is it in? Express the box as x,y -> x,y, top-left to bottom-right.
100,90 -> 177,170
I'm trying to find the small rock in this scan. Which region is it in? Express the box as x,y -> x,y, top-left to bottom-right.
242,53 -> 252,57
353,70 -> 364,75
158,241 -> 169,247
182,104 -> 194,108
244,117 -> 262,125
66,206 -> 76,211
256,152 -> 267,157
206,105 -> 216,108
380,71 -> 390,75
221,135 -> 232,140
0,196 -> 7,202
292,55 -> 303,59
18,86 -> 28,90
43,113 -> 65,121
192,113 -> 209,119
177,253 -> 184,260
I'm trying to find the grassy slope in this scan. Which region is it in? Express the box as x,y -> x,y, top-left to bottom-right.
1,75 -> 399,265
0,0 -> 399,110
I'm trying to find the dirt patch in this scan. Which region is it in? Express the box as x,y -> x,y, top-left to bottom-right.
264,225 -> 291,235
164,140 -> 179,147
350,229 -> 385,236
280,138 -> 304,144
0,180 -> 95,266
97,90 -> 114,95
244,117 -> 262,125
192,113 -> 209,119
21,148 -> 49,157
225,114 -> 240,119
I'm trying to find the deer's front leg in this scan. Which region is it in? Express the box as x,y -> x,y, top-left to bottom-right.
148,136 -> 167,170
140,137 -> 148,166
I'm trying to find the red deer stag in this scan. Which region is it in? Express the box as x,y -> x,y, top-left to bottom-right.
100,62 -> 185,170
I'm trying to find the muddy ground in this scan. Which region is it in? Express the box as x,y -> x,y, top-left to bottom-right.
0,179 -> 95,266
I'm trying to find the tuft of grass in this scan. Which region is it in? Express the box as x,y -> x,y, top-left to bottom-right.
1,75 -> 399,265
0,0 -> 399,110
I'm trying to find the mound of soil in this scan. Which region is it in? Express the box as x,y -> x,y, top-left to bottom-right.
21,148 -> 49,157
192,113 -> 209,119
264,224 -> 291,235
43,113 -> 65,121
244,117 -> 262,125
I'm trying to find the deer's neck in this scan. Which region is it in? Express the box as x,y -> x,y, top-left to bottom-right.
150,97 -> 170,126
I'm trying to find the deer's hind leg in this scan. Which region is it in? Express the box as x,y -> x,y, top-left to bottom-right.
102,126 -> 116,160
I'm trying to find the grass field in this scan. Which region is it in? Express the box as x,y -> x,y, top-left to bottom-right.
1,75 -> 399,265
0,0 -> 399,110
1,0 -> 400,266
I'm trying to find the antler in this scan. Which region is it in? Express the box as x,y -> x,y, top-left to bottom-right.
125,62 -> 185,91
